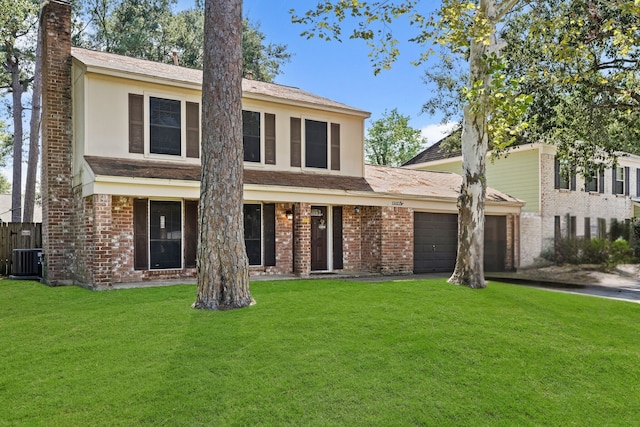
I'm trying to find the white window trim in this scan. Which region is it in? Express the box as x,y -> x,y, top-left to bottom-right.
301,116 -> 334,171
144,91 -> 199,161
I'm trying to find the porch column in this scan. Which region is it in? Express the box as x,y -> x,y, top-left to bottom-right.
293,202 -> 311,277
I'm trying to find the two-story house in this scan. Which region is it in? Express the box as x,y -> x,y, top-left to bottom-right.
40,0 -> 523,288
405,141 -> 640,267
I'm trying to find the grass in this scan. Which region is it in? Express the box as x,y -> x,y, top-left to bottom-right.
1,278 -> 639,426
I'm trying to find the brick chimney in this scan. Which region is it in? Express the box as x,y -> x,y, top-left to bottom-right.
41,0 -> 73,285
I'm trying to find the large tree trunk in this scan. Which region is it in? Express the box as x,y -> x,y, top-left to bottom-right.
193,0 -> 252,310
24,2 -> 43,223
448,0 -> 499,289
9,57 -> 24,223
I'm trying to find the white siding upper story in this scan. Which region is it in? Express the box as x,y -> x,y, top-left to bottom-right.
70,48 -> 369,196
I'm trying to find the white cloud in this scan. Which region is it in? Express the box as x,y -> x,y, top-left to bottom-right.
421,122 -> 459,146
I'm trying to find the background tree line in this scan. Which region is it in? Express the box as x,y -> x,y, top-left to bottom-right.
0,0 -> 291,222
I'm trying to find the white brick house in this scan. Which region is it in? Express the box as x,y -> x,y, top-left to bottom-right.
405,142 -> 640,267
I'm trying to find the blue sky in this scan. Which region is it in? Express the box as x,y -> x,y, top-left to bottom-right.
178,0 -> 457,144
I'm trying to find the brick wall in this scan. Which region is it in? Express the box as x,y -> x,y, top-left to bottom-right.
293,202 -> 311,276
540,152 -> 634,250
41,0 -> 74,285
379,207 -> 413,274
341,206 -> 362,271
360,206 -> 382,272
513,152 -> 638,268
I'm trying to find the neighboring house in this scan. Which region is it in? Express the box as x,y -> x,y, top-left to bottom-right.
40,0 -> 523,288
0,195 -> 43,223
405,141 -> 640,267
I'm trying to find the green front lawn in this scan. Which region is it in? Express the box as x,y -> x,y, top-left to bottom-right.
1,278 -> 639,426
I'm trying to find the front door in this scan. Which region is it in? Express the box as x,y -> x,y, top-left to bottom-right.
311,206 -> 328,271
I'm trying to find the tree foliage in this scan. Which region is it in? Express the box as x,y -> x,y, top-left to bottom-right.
365,108 -> 425,166
500,0 -> 640,173
77,0 -> 291,81
0,0 -> 39,221
293,1 -> 525,288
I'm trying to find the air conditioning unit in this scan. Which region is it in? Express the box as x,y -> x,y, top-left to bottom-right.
12,249 -> 42,278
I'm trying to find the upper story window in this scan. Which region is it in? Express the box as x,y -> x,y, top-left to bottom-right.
128,93 -> 200,158
290,118 -> 341,170
554,157 -> 575,190
585,165 -> 603,193
613,166 -> 629,195
242,110 -> 276,165
150,97 -> 181,155
243,111 -> 261,162
305,119 -> 328,169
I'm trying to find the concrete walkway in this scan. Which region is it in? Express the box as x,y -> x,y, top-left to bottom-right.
101,265 -> 640,303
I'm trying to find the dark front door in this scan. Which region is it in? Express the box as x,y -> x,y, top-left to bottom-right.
311,206 -> 328,271
413,212 -> 458,273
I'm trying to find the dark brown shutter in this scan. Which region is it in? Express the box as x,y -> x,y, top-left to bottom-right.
331,123 -> 340,171
584,217 -> 591,240
265,113 -> 276,165
184,200 -> 198,268
290,117 -> 301,167
637,168 -> 640,197
263,204 -> 276,266
599,168 -> 605,193
332,206 -> 343,269
570,170 -> 576,191
554,158 -> 560,189
129,94 -> 144,154
186,102 -> 200,158
624,166 -> 630,196
133,198 -> 148,270
612,168 -> 617,194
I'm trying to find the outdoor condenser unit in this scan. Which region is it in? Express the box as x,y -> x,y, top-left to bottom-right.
12,249 -> 42,277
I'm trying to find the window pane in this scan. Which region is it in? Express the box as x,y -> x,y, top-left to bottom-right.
149,201 -> 182,269
305,119 -> 328,169
243,110 -> 261,162
586,173 -> 598,192
150,97 -> 181,155
616,167 -> 624,194
244,204 -> 262,265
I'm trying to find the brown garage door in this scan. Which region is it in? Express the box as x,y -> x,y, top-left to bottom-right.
414,213 -> 458,273
484,215 -> 507,272
413,213 -> 507,273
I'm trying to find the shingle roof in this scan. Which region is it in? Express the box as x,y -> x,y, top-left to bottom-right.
84,156 -> 521,205
71,47 -> 370,117
84,156 -> 372,192
365,165 -> 521,204
403,130 -> 462,166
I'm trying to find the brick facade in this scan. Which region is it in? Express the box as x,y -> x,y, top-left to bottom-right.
528,152 -> 635,266
41,0 -> 74,285
341,206 -> 362,271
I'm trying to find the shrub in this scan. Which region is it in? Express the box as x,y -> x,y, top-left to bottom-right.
608,238 -> 634,267
582,238 -> 608,264
541,236 -> 635,268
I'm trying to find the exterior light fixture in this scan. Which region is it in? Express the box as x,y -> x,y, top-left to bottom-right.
354,206 -> 360,214
286,210 -> 293,221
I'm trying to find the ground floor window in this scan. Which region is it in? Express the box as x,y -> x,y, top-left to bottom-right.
134,199 -> 197,270
243,203 -> 276,266
134,199 -> 276,270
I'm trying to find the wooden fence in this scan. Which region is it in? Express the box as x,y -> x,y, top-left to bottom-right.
0,223 -> 42,276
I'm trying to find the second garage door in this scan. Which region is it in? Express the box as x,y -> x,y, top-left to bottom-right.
413,213 -> 507,274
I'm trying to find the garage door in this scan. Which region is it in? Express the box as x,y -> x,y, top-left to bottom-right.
414,213 -> 457,273
413,213 -> 507,273
484,216 -> 507,272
